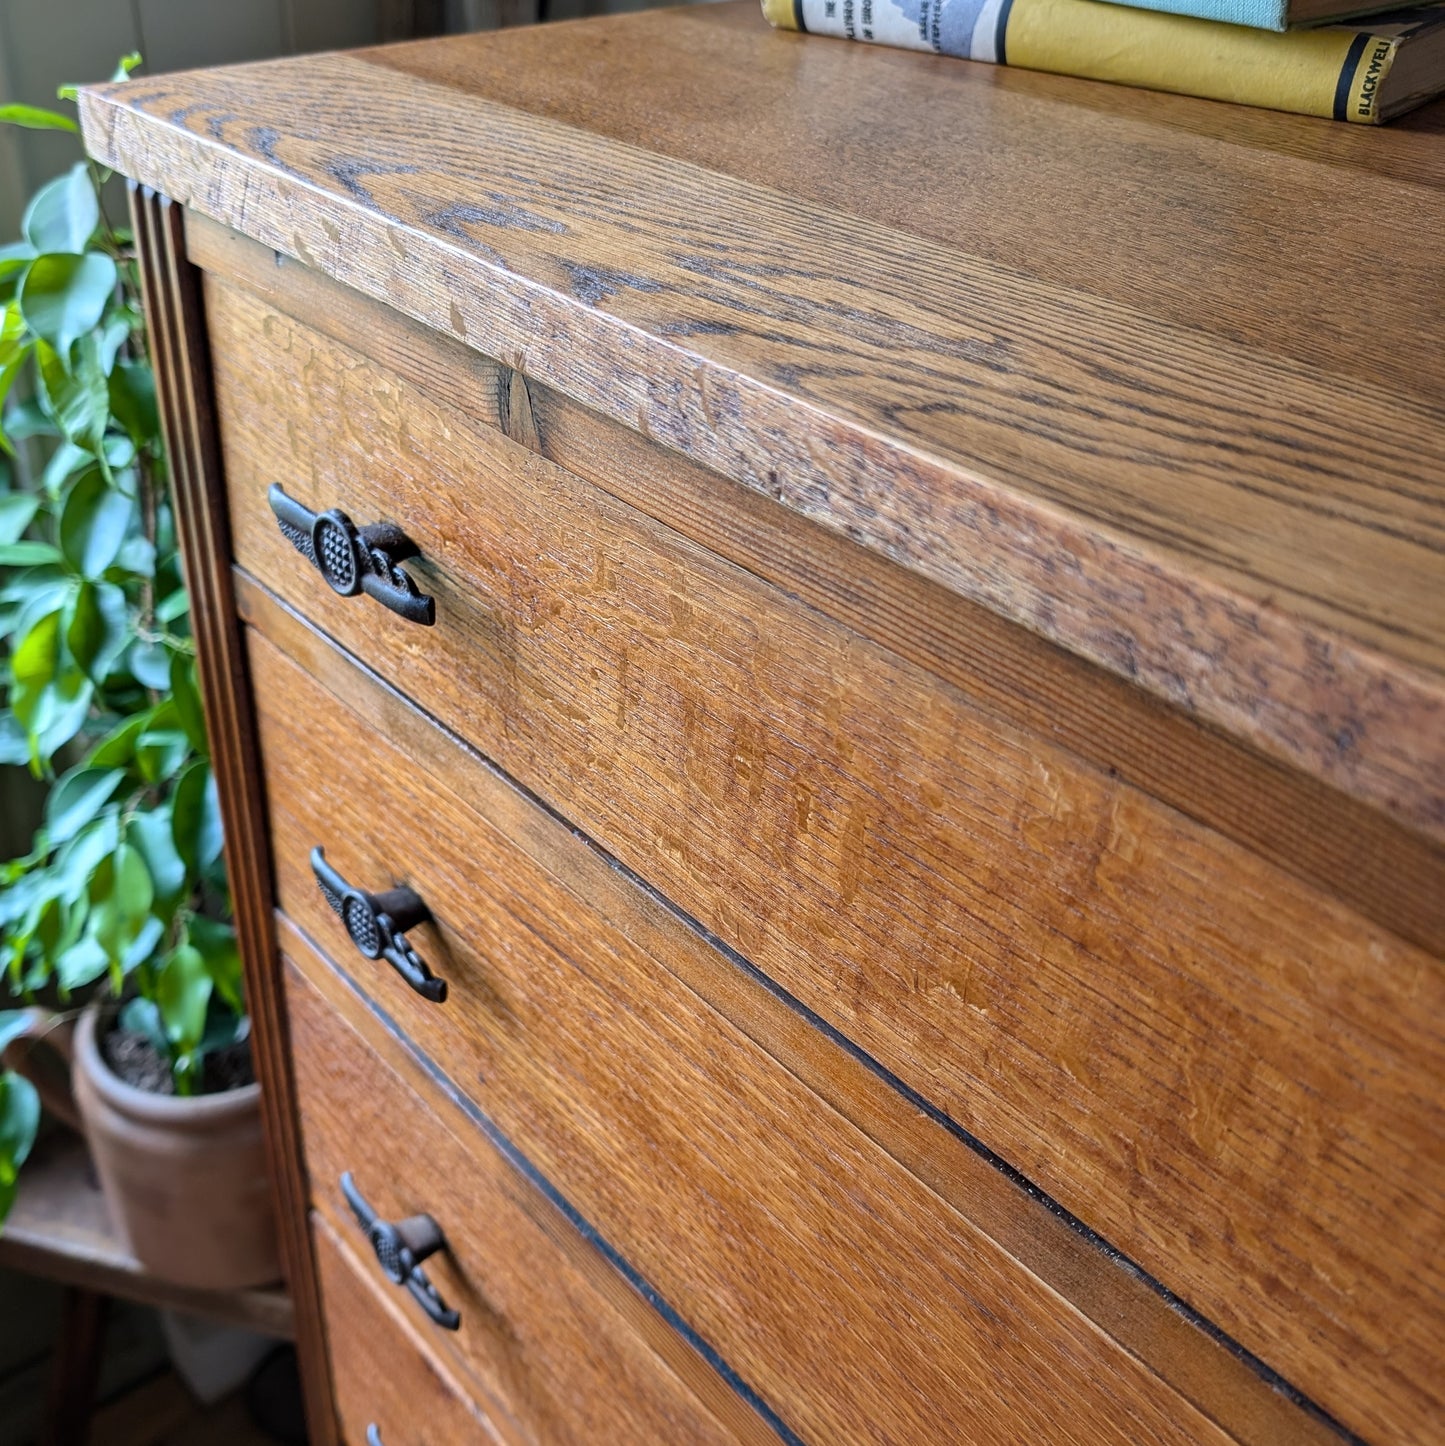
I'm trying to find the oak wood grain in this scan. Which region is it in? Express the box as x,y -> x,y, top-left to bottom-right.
127,188 -> 335,1444
186,211 -> 1445,959
239,572 -> 1352,1446
364,2 -> 1445,338
310,1213 -> 506,1446
283,942 -> 772,1446
249,612 -> 1351,1446
214,279 -> 1445,1434
77,30 -> 1445,840
215,281 -> 1442,1444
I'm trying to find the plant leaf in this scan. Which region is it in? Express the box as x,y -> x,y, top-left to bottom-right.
38,337 -> 110,450
108,360 -> 157,446
21,253 -> 117,356
172,759 -> 223,872
126,637 -> 171,690
0,493 -> 38,544
24,671 -> 94,767
111,53 -> 143,82
0,1073 -> 41,1219
113,532 -> 155,579
22,164 -> 99,255
3,398 -> 55,443
135,728 -> 190,785
59,470 -> 133,579
155,589 -> 189,624
96,312 -> 131,375
0,104 -> 79,134
11,609 -> 61,696
120,915 -> 165,973
111,841 -> 154,919
54,934 -> 108,990
0,714 -> 28,765
118,996 -> 165,1053
157,943 -> 211,1052
53,810 -> 119,903
87,713 -> 146,768
0,353 -> 27,455
41,440 -> 92,496
0,541 -> 61,566
129,805 -> 186,903
188,915 -> 243,1016
64,579 -> 130,682
169,652 -> 207,755
45,764 -> 124,844
89,843 -> 155,979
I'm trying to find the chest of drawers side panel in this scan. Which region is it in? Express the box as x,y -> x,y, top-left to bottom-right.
128,187 -> 337,1446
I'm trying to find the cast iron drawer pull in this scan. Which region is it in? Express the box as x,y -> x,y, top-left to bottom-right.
267,483 -> 435,626
311,847 -> 447,1003
341,1172 -> 461,1331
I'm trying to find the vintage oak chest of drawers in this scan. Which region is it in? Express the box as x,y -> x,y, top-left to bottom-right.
79,6 -> 1444,1443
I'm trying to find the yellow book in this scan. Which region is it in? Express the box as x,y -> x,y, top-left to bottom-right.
760,0 -> 1445,121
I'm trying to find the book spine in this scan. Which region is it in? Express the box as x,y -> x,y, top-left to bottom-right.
760,0 -> 1401,121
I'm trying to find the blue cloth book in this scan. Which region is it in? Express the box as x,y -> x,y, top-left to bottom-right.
1099,0 -> 1395,30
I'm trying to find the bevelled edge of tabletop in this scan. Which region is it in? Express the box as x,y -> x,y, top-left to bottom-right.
75,45 -> 1445,847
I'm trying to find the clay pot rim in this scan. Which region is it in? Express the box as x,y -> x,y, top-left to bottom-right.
75,1000 -> 260,1123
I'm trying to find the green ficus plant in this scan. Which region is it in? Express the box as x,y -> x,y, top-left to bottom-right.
0,59 -> 246,1223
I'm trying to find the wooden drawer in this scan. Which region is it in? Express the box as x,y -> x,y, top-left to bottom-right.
247,602 -> 1336,1445
312,1210 -> 504,1446
211,271 -> 1445,1441
284,933 -> 757,1445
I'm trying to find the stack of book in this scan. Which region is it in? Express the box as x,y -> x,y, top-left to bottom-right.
761,0 -> 1445,121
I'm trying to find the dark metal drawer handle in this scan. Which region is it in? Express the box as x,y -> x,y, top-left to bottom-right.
311,847 -> 447,1004
341,1172 -> 461,1331
268,483 -> 435,626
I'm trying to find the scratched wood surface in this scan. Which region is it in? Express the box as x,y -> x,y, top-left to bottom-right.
214,279 -> 1442,1445
240,575 -> 1342,1446
310,1213 -> 507,1446
188,212 -> 1445,959
77,15 -> 1445,840
285,946 -> 765,1446
257,637 -> 1262,1446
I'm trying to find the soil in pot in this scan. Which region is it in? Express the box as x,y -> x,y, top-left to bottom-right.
101,1023 -> 256,1097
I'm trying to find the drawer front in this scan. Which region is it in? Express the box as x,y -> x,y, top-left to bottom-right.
212,280 -> 1445,1443
284,937 -> 755,1446
312,1210 -> 504,1446
253,620 -> 1244,1445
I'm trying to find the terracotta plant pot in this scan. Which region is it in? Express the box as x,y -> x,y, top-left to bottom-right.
6,1002 -> 281,1290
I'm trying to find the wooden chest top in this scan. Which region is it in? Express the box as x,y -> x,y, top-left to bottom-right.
79,2 -> 1445,845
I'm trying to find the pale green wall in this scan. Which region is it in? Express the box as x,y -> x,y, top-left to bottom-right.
0,0 -> 392,238
0,0 -> 687,239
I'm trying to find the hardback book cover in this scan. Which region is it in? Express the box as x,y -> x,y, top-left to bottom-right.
762,0 -> 1445,120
